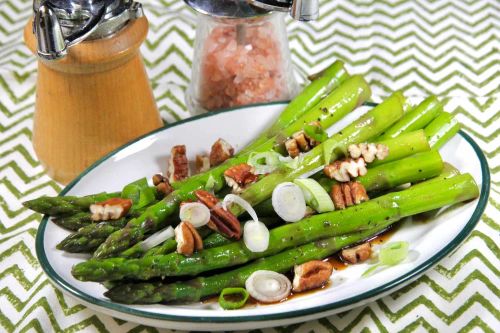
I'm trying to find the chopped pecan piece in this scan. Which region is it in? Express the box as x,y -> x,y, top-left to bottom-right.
90,198 -> 132,221
209,138 -> 234,166
323,158 -> 367,182
348,143 -> 389,163
285,138 -> 300,158
195,154 -> 211,174
175,221 -> 203,256
194,190 -> 241,239
284,122 -> 322,157
224,163 -> 258,193
152,174 -> 173,197
292,260 -> 333,292
331,181 -> 369,210
341,242 -> 372,264
168,145 -> 190,182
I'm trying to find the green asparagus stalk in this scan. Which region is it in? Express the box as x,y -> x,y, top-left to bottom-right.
241,60 -> 349,152
56,204 -> 155,253
23,192 -> 120,216
424,112 -> 460,149
52,212 -> 95,231
93,76 -> 372,258
105,225 -> 389,304
378,96 -> 443,140
56,220 -> 127,253
370,130 -> 430,167
73,173 -> 478,282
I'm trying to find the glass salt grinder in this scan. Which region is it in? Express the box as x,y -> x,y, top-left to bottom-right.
184,0 -> 319,114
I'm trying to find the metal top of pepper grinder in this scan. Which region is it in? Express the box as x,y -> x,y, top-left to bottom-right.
32,0 -> 144,60
184,0 -> 319,20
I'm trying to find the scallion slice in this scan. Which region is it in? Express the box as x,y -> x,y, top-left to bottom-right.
218,287 -> 249,310
294,178 -> 335,213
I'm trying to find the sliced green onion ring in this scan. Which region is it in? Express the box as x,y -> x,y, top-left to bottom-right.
248,151 -> 282,174
293,178 -> 335,213
218,287 -> 249,310
179,202 -> 210,228
243,220 -> 270,252
272,182 -> 307,222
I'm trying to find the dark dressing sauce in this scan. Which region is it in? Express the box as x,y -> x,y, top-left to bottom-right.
202,225 -> 399,308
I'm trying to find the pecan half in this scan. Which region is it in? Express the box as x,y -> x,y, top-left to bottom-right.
175,221 -> 203,256
152,174 -> 173,197
224,163 -> 258,193
210,138 -> 234,166
168,145 -> 190,182
292,260 -> 333,292
331,181 -> 369,209
323,158 -> 367,182
90,198 -> 132,221
195,154 -> 211,174
194,190 -> 241,239
341,242 -> 371,264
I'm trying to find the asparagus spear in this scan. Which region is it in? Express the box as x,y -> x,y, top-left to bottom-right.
241,60 -> 349,153
379,96 -> 443,140
105,225 -> 390,304
56,204 -> 154,253
424,112 -> 460,149
23,192 -> 120,216
52,212 -> 95,231
93,77 -> 373,258
369,129 -> 430,167
56,220 -> 127,253
73,173 -> 478,282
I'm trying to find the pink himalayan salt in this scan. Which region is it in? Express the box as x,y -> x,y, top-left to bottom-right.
200,22 -> 287,111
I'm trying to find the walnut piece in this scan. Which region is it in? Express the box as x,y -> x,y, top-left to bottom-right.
341,242 -> 372,264
348,143 -> 389,163
224,163 -> 258,193
331,181 -> 369,210
323,158 -> 367,182
90,198 -> 132,221
292,260 -> 333,292
195,154 -> 211,174
168,145 -> 190,182
175,221 -> 203,256
194,190 -> 241,239
210,138 -> 234,166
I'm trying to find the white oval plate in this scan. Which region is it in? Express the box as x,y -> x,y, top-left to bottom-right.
36,102 -> 489,331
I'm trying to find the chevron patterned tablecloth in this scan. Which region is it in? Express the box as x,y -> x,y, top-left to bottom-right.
1,0 -> 499,332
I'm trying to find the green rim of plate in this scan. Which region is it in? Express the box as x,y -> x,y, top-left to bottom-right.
35,102 -> 490,323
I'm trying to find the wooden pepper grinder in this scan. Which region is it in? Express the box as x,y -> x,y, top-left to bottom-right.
24,0 -> 162,184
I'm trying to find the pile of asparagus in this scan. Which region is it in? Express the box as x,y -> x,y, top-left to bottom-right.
25,61 -> 476,305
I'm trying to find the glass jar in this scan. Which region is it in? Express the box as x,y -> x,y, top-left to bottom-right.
186,10 -> 298,114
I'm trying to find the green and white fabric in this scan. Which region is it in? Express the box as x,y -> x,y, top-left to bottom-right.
0,0 -> 498,331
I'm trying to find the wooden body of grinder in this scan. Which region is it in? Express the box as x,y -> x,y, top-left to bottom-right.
24,0 -> 162,184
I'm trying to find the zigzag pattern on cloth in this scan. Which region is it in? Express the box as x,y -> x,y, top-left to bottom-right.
0,0 -> 498,332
